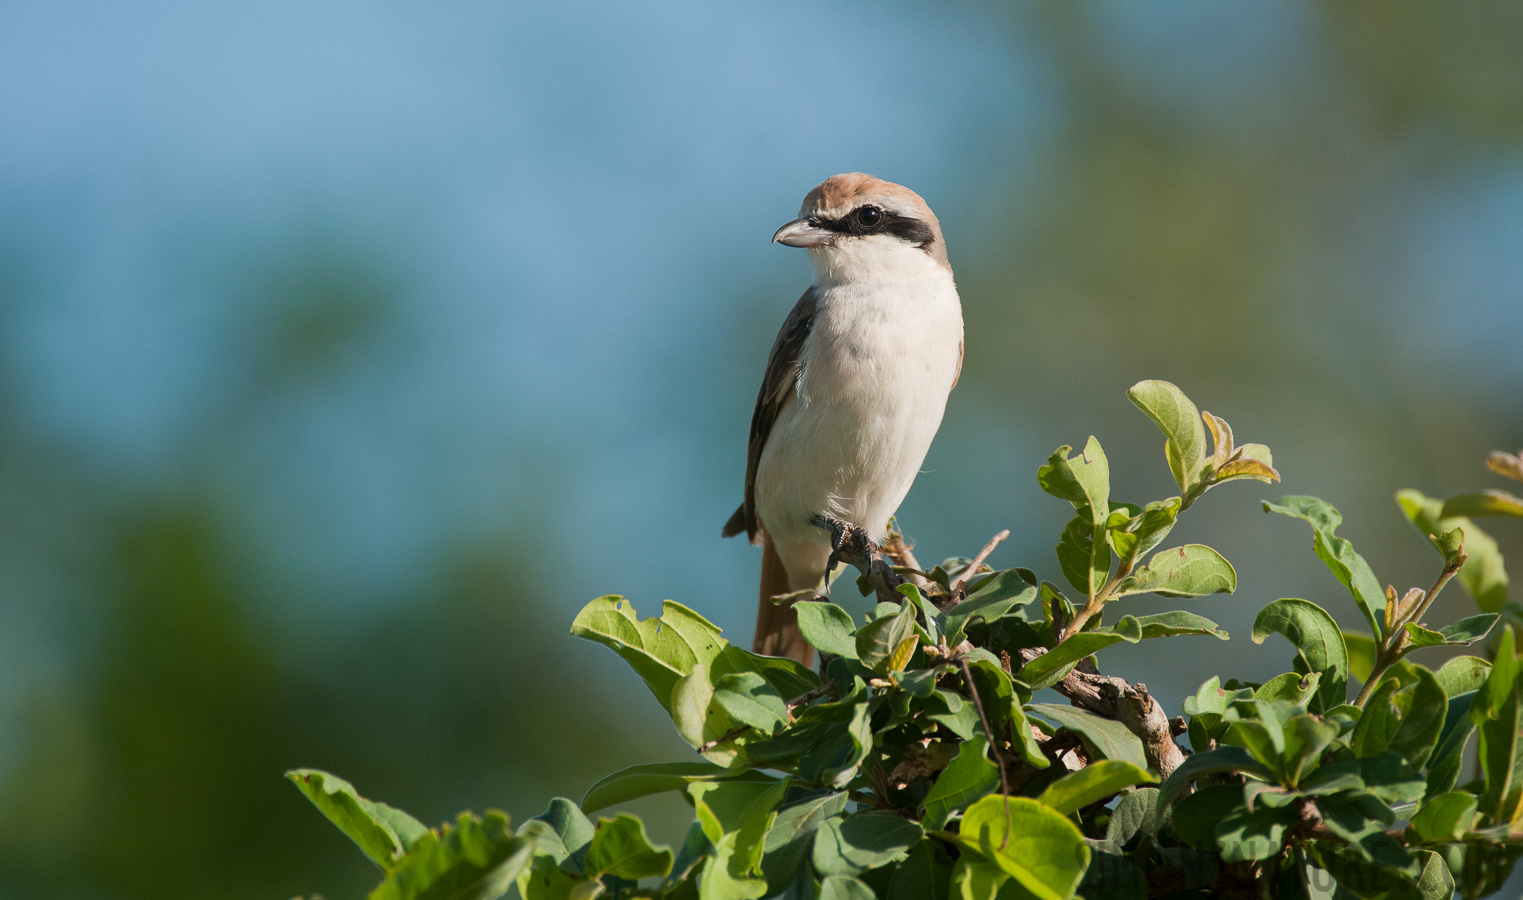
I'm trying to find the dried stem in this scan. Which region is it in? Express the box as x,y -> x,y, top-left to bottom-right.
1353,550 -> 1466,708
950,529 -> 1011,597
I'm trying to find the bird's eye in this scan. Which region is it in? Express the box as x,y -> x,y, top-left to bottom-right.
855,206 -> 884,229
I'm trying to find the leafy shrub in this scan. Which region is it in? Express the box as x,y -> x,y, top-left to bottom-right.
289,381 -> 1523,899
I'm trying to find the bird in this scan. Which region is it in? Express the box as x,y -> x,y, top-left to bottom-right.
723,173 -> 964,668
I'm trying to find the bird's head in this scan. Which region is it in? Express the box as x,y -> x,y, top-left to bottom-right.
772,173 -> 949,282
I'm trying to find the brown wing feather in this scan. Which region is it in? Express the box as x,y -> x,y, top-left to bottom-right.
722,286 -> 818,544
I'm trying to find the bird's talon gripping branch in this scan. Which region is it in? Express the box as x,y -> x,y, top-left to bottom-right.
808,514 -> 905,606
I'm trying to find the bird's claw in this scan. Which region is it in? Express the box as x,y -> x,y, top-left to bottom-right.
809,515 -> 878,586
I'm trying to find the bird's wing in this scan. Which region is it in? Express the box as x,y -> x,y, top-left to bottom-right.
722,286 -> 818,543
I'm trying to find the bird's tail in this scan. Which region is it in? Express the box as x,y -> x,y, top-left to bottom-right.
753,537 -> 815,668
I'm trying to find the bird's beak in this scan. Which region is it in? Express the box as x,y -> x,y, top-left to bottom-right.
772,218 -> 834,248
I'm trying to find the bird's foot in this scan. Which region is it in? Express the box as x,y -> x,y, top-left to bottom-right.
809,515 -> 887,599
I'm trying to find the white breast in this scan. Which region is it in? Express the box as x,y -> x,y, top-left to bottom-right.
755,247 -> 963,589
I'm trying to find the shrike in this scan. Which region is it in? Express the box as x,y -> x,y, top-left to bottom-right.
723,174 -> 963,667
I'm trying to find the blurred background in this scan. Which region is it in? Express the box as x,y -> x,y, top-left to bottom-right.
2,2 -> 1521,897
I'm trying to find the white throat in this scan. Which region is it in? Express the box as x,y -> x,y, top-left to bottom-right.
807,237 -> 949,290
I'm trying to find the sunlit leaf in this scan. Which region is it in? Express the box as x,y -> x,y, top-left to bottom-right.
1132,610 -> 1228,640
1397,490 -> 1509,613
794,602 -> 859,660
1263,497 -> 1385,640
1038,437 -> 1111,524
1411,792 -> 1478,843
1056,515 -> 1110,599
1113,544 -> 1236,599
1251,598 -> 1349,713
712,672 -> 788,733
287,769 -> 428,871
1128,380 -> 1207,493
570,597 -> 726,712
1018,616 -> 1141,690
584,814 -> 673,881
1037,760 -> 1156,816
958,795 -> 1089,900
1441,490 -> 1523,519
856,602 -> 915,673
581,761 -> 730,813
372,811 -> 535,900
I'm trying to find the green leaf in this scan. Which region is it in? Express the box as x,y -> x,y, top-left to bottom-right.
1353,680 -> 1403,759
1299,760 -> 1365,797
1410,791 -> 1478,843
1214,442 -> 1280,485
1388,667 -> 1449,769
748,683 -> 871,788
372,811 -> 535,900
286,769 -> 428,871
818,875 -> 876,900
1028,703 -> 1148,769
1414,848 -> 1456,900
760,793 -> 848,894
1404,614 -> 1498,651
958,795 -> 1090,900
888,840 -> 953,900
524,798 -> 593,866
1437,614 -> 1499,645
1251,597 -> 1349,713
1474,626 -> 1517,723
1113,544 -> 1237,598
1077,845 -> 1147,900
1128,379 -> 1207,492
856,602 -> 915,673
1018,618 -> 1142,691
1253,671 -> 1322,706
1263,497 -> 1386,640
1344,630 -> 1377,683
921,737 -> 1000,829
715,645 -> 820,699
1037,760 -> 1157,816
795,602 -> 859,660
1038,436 -> 1112,524
1427,694 -> 1477,798
584,814 -> 673,881
923,689 -> 979,741
1213,803 -> 1296,862
1360,751 -> 1428,807
689,777 -> 788,900
1056,515 -> 1110,599
1105,787 -> 1161,848
570,597 -> 726,712
1442,490 -> 1523,519
1281,713 -> 1342,787
1476,681 -> 1523,824
712,672 -> 788,733
517,854 -> 579,900
1434,656 -> 1490,697
581,761 -> 731,813
812,812 -> 922,877
1171,784 -> 1245,851
943,579 -> 1038,647
1398,489 -> 1510,613
1157,747 -> 1274,811
1112,498 -> 1181,571
950,857 -> 1008,900
1132,610 -> 1228,640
